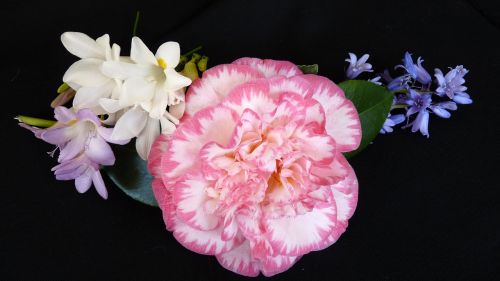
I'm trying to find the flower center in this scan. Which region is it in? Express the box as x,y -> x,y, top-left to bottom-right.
157,58 -> 167,69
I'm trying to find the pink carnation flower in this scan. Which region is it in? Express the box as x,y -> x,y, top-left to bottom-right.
148,58 -> 361,276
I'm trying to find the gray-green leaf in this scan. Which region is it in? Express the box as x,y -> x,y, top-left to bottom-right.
339,80 -> 394,158
104,144 -> 158,206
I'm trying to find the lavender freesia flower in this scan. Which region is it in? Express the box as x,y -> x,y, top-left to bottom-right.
434,65 -> 470,102
396,52 -> 432,85
345,53 -> 373,79
20,106 -> 128,198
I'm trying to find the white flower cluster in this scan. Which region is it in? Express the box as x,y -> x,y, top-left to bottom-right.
60,32 -> 192,160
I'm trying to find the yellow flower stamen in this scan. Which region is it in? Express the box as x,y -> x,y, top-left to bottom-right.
157,58 -> 167,69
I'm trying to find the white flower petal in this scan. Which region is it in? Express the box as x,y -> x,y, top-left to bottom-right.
101,61 -> 158,80
61,32 -> 105,59
156,41 -> 180,68
63,58 -> 109,87
135,117 -> 160,160
165,68 -> 192,91
111,107 -> 148,141
160,116 -> 176,134
149,84 -> 170,119
99,98 -> 123,113
73,81 -> 114,110
131,37 -> 157,65
120,77 -> 156,107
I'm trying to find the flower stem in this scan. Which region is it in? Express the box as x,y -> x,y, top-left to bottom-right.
182,46 -> 203,57
15,115 -> 56,128
132,11 -> 141,37
391,104 -> 408,110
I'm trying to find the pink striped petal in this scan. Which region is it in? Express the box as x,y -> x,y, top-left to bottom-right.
310,153 -> 350,186
221,80 -> 277,117
147,133 -> 170,178
172,172 -> 219,231
303,75 -> 361,152
216,241 -> 260,277
185,64 -> 263,117
232,58 -> 302,78
268,75 -> 311,98
264,190 -> 337,256
261,254 -> 302,277
331,161 -> 358,223
151,178 -> 176,231
173,220 -> 243,255
161,106 -> 239,183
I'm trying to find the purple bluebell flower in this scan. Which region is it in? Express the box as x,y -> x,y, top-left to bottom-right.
380,113 -> 405,134
382,69 -> 410,92
434,65 -> 469,100
429,101 -> 457,119
396,52 -> 432,85
345,53 -> 373,79
404,89 -> 432,137
368,76 -> 382,85
20,106 -> 128,199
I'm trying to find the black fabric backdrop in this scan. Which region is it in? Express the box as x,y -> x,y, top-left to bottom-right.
2,0 -> 499,280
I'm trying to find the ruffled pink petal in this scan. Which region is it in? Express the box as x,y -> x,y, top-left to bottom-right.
331,161 -> 358,223
173,220 -> 243,255
172,172 -> 219,231
315,161 -> 359,251
310,153 -> 350,186
232,58 -> 302,78
261,254 -> 302,277
161,106 -> 239,183
268,75 -> 311,99
302,75 -> 361,152
216,241 -> 260,277
147,133 -> 170,178
185,64 -> 264,117
221,79 -> 277,117
151,178 -> 176,231
264,189 -> 337,256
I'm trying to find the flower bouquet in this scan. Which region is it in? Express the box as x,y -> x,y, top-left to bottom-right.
18,29 -> 471,276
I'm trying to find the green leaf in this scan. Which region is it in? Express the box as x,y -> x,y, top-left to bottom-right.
104,143 -> 158,207
338,80 -> 394,158
298,64 -> 319,74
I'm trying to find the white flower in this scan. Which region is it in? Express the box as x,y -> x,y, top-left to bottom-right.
100,37 -> 192,160
61,32 -> 123,117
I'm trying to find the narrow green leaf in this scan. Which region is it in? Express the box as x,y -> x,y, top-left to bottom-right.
104,144 -> 158,206
339,80 -> 394,158
298,64 -> 319,74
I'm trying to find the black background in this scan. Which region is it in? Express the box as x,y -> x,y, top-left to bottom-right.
2,0 -> 500,280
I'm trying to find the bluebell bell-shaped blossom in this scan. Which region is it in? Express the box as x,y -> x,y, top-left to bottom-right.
345,53 -> 373,79
368,76 -> 382,85
434,65 -> 469,100
396,52 -> 432,85
382,69 -> 410,92
380,113 -> 405,134
429,101 -> 457,118
404,89 -> 432,137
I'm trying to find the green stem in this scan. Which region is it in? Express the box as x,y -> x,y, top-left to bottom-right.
182,45 -> 203,57
391,104 -> 408,110
16,115 -> 56,128
132,11 -> 141,36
